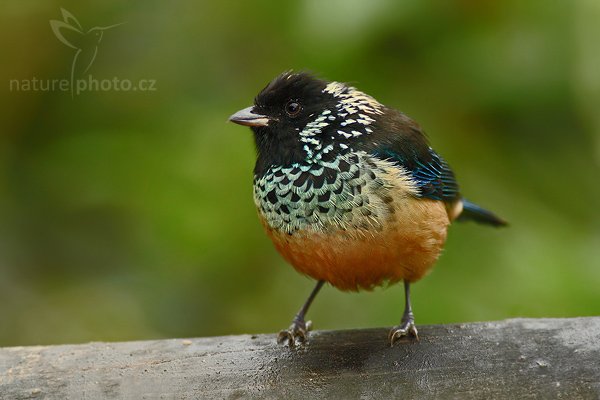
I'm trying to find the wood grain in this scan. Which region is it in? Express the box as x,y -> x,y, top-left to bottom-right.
1,317 -> 599,399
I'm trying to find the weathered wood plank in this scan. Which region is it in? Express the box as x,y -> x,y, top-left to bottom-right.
0,317 -> 599,399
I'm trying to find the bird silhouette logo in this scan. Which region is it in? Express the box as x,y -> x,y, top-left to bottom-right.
50,8 -> 122,96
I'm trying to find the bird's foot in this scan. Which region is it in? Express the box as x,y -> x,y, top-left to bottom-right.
277,318 -> 312,347
389,317 -> 419,346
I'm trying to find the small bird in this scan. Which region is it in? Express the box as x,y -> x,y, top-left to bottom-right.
50,8 -> 121,96
229,72 -> 506,347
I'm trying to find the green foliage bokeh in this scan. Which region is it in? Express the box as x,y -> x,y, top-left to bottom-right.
0,0 -> 599,345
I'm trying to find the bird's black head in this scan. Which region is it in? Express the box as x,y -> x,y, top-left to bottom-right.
229,72 -> 385,176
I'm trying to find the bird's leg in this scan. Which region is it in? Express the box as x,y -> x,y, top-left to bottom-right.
389,280 -> 419,346
278,280 -> 325,347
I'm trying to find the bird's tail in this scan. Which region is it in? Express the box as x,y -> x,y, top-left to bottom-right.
457,199 -> 507,227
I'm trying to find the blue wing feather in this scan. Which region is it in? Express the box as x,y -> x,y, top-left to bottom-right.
373,147 -> 460,202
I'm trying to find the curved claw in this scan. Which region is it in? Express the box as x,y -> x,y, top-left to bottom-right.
389,321 -> 419,346
277,319 -> 313,347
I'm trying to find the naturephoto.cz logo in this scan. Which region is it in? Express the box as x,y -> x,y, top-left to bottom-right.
9,8 -> 157,96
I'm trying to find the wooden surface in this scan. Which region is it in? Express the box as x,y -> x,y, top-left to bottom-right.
1,317 -> 599,399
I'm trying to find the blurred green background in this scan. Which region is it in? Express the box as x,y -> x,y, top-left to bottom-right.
1,0 -> 599,346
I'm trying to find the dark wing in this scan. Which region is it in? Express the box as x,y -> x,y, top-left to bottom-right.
373,146 -> 460,202
358,108 -> 460,203
411,148 -> 460,202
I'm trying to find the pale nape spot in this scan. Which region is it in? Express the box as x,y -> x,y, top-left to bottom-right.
323,82 -> 384,116
323,81 -> 347,97
323,81 -> 383,142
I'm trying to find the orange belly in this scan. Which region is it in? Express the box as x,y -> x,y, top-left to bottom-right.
261,198 -> 450,291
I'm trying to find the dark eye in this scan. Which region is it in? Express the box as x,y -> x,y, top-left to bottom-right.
285,100 -> 301,117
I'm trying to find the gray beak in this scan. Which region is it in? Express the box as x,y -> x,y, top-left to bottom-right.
229,106 -> 270,127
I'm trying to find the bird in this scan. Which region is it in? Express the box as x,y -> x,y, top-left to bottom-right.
50,8 -> 122,96
229,72 -> 506,347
